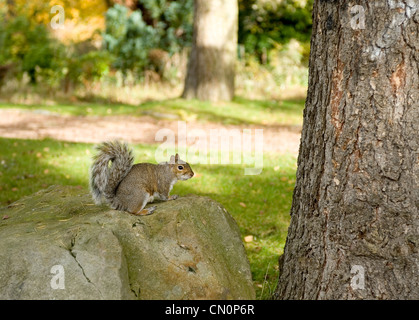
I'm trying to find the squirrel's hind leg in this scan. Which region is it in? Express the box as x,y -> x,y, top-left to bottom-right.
128,193 -> 156,216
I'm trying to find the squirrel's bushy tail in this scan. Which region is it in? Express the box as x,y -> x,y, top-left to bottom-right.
90,141 -> 134,206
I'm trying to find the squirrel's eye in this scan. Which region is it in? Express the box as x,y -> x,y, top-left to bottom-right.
178,165 -> 184,170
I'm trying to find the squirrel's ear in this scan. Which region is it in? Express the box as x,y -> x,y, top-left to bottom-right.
169,155 -> 176,164
175,153 -> 179,163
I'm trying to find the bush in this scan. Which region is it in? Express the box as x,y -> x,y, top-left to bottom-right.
239,0 -> 313,62
103,4 -> 158,75
103,1 -> 193,77
64,50 -> 114,90
0,15 -> 64,84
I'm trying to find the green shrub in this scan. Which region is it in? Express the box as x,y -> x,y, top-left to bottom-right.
0,15 -> 64,84
239,0 -> 313,63
103,1 -> 193,77
103,4 -> 159,75
64,50 -> 113,88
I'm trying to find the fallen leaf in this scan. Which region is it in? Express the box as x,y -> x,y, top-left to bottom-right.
11,187 -> 18,192
2,215 -> 9,220
244,235 -> 253,242
36,152 -> 42,158
239,202 -> 247,208
44,169 -> 49,174
43,147 -> 50,152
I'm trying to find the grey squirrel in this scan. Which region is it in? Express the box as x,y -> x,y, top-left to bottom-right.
90,141 -> 194,215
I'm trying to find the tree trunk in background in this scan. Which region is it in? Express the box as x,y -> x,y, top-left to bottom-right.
275,0 -> 419,299
182,0 -> 238,102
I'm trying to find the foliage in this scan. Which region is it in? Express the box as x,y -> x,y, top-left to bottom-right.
137,0 -> 194,53
0,11 -> 113,88
0,15 -> 64,83
103,1 -> 193,76
0,0 -> 313,88
0,0 -> 108,42
239,0 -> 313,62
64,50 -> 114,87
103,4 -> 158,74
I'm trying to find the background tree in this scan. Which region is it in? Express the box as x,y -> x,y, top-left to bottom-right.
182,0 -> 238,102
275,0 -> 419,299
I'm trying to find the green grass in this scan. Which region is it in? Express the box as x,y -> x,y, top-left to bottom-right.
0,137 -> 297,299
0,96 -> 304,126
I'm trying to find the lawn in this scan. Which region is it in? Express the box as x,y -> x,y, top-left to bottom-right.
0,96 -> 305,126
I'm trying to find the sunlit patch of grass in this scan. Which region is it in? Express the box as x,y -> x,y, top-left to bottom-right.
138,97 -> 304,126
0,96 -> 304,127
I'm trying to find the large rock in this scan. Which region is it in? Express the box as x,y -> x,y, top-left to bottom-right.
0,186 -> 255,300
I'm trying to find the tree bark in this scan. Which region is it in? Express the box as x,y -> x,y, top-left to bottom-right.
182,0 -> 238,102
275,0 -> 419,299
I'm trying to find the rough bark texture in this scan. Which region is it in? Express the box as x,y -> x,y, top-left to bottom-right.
275,0 -> 419,299
182,0 -> 238,102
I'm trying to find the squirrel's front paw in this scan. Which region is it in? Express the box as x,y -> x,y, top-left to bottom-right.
169,195 -> 179,200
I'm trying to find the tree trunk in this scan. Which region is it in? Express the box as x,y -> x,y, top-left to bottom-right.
182,0 -> 238,102
275,0 -> 419,299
